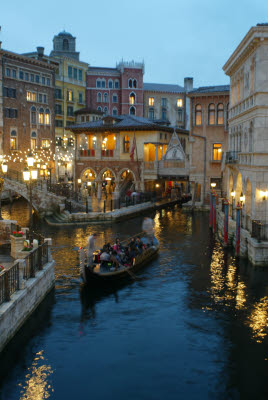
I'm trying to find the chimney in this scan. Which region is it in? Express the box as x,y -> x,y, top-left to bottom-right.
184,77 -> 193,92
36,46 -> 44,60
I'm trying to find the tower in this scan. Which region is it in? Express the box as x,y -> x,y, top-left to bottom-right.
50,31 -> 80,60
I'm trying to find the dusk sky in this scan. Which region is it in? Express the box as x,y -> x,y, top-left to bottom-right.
1,0 -> 268,88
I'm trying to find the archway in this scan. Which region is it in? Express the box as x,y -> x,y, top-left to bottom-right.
98,168 -> 116,196
236,172 -> 243,206
118,168 -> 136,196
81,168 -> 97,195
229,174 -> 234,198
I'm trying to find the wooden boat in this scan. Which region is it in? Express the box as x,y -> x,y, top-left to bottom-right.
79,237 -> 159,286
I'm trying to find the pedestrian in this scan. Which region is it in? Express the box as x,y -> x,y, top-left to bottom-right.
87,233 -> 97,266
142,217 -> 155,246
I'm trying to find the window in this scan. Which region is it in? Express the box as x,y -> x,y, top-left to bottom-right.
103,106 -> 108,115
78,92 -> 83,103
10,130 -> 17,150
31,106 -> 36,124
213,143 -> 222,161
3,87 -> 16,98
24,72 -> 29,81
129,106 -> 136,115
123,135 -> 130,152
67,106 -> 73,116
39,108 -> 44,124
177,109 -> 183,122
41,139 -> 50,148
46,78 -> 50,86
5,68 -> 11,77
97,93 -> 102,102
112,94 -> 118,103
38,93 -> 42,103
195,104 -> 202,125
67,90 -> 73,101
42,76 -> 46,85
55,120 -> 63,127
108,79 -> 113,89
55,104 -> 62,115
81,116 -> 85,122
149,97 -> 154,106
177,98 -> 183,107
55,88 -> 62,99
35,75 -> 40,83
149,108 -> 154,120
161,98 -> 167,107
128,79 -> 133,88
210,177 -> 221,190
208,103 -> 215,125
129,92 -> 135,105
73,68 -> 77,80
63,39 -> 69,50
97,106 -> 102,112
19,71 -> 24,80
160,133 -> 163,139
68,66 -> 72,78
31,131 -> 37,150
79,69 -> 83,81
102,80 -> 106,88
45,109 -> 50,125
114,80 -> 119,89
217,103 -> 224,125
133,79 -> 137,88
30,74 -> 34,82
4,108 -> 18,118
103,93 -> 108,102
161,108 -> 167,120
43,94 -> 47,103
12,69 -> 17,78
112,107 -> 118,116
96,79 -> 101,88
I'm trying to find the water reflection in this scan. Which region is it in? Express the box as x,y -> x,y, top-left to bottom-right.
248,296 -> 268,343
18,350 -> 54,400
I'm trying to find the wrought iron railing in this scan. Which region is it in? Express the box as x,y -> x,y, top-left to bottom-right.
225,151 -> 239,164
251,220 -> 267,241
0,242 -> 49,306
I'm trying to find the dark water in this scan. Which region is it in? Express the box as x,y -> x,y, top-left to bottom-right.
1,199 -> 268,400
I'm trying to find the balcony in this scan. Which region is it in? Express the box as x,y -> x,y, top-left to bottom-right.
226,151 -> 239,164
101,149 -> 114,157
79,149 -> 95,157
143,160 -> 189,179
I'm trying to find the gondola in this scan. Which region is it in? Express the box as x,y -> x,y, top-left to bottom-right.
79,237 -> 159,286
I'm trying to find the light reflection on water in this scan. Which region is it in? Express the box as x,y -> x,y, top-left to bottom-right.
2,200 -> 268,399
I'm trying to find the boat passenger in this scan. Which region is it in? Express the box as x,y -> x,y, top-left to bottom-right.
142,217 -> 155,246
110,250 -> 120,270
87,233 -> 97,266
136,236 -> 143,254
113,238 -> 123,254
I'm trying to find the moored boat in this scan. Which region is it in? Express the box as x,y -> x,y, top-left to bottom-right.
79,236 -> 159,286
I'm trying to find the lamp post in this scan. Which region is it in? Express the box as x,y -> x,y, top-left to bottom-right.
240,191 -> 245,228
23,152 -> 38,231
0,162 -> 8,220
231,188 -> 235,219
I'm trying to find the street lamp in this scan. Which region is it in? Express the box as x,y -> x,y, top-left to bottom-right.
211,182 -> 216,189
23,161 -> 38,231
240,191 -> 245,228
0,162 -> 8,220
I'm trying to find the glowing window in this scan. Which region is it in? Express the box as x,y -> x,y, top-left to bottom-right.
213,143 -> 222,161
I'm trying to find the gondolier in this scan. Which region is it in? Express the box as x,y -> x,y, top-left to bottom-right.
87,233 -> 97,266
142,217 -> 155,246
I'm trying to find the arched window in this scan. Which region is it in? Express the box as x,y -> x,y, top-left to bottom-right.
133,79 -> 137,88
31,106 -> 36,124
63,39 -> 69,50
123,135 -> 130,152
108,79 -> 113,89
102,79 -> 106,88
128,79 -> 133,88
217,103 -> 224,125
97,92 -> 102,102
103,92 -> 108,102
31,131 -> 37,149
114,80 -> 119,89
97,106 -> 102,112
208,103 -> 215,125
112,107 -> 118,116
103,106 -> 108,115
96,79 -> 101,88
129,92 -> 135,105
38,107 -> 44,124
195,104 -> 202,125
45,108 -> 50,125
129,106 -> 136,115
10,130 -> 17,150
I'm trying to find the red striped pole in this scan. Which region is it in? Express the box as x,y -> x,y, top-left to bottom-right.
235,203 -> 242,256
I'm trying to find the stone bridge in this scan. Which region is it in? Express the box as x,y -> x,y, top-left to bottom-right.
3,177 -> 66,218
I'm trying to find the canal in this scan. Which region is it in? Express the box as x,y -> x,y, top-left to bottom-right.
1,199 -> 268,399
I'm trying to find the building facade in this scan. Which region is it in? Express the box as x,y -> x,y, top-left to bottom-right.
86,61 -> 144,117
188,85 -> 229,204
69,114 -> 190,197
222,23 -> 268,265
143,77 -> 193,130
0,49 -> 55,174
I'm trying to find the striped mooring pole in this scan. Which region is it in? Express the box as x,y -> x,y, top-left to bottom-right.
212,193 -> 217,233
235,204 -> 242,256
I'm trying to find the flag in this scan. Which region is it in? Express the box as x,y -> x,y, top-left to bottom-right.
130,137 -> 136,161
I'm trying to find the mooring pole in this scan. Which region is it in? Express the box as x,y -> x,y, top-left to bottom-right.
223,200 -> 229,247
235,203 -> 242,256
209,191 -> 213,229
212,192 -> 217,233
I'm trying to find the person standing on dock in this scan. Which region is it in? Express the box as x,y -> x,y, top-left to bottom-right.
87,233 -> 97,266
142,217 -> 155,246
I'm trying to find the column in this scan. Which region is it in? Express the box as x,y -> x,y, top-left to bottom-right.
95,134 -> 101,159
154,144 -> 159,171
235,205 -> 242,256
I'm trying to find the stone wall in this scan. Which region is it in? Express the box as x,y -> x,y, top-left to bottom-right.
0,260 -> 55,353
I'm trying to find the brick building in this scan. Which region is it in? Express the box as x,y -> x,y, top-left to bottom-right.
188,85 -> 230,204
0,49 -> 55,173
86,61 -> 144,117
